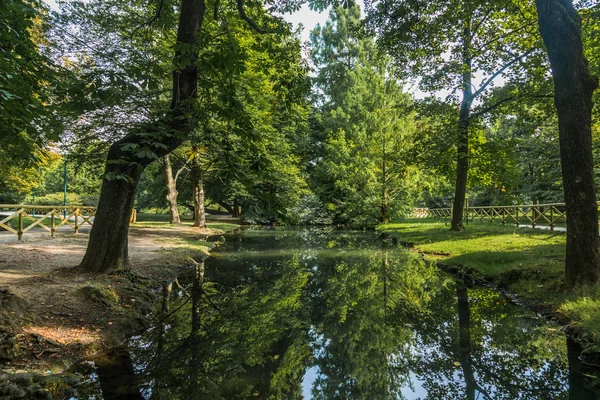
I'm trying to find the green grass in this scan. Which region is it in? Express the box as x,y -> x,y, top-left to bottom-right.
6,213 -> 53,230
135,213 -> 195,222
378,218 -> 600,352
133,218 -> 240,232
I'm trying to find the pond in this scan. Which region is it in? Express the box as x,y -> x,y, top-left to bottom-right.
73,227 -> 600,399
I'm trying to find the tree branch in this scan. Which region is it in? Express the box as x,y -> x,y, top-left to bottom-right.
213,0 -> 220,20
174,162 -> 189,183
469,92 -> 553,120
131,0 -> 165,38
474,22 -> 536,54
470,8 -> 494,42
471,48 -> 535,100
237,0 -> 265,34
469,96 -> 515,119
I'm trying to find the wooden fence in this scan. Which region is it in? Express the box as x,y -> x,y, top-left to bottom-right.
411,203 -> 581,231
0,205 -> 97,240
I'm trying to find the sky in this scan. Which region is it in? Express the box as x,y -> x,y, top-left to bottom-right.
281,2 -> 436,99
43,0 -> 455,99
283,4 -> 330,43
45,0 -> 330,42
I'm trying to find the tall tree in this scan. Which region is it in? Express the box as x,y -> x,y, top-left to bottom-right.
535,0 -> 600,286
364,0 -> 542,230
1,0 -> 71,202
311,6 -> 423,225
77,0 -> 206,272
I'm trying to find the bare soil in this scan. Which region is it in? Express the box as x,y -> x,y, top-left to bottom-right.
0,224 -> 226,374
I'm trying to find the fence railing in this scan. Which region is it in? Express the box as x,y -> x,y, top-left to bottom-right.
411,202 -> 583,231
0,205 -> 97,240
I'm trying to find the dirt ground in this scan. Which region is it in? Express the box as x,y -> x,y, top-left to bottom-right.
0,223 -> 227,374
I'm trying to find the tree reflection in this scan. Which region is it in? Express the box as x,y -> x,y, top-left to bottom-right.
407,279 -> 577,399
456,284 -> 480,400
567,339 -> 598,400
95,348 -> 145,400
76,228 -> 599,399
124,239 -> 311,400
309,240 -> 448,399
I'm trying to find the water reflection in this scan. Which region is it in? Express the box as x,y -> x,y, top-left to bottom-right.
73,227 -> 600,399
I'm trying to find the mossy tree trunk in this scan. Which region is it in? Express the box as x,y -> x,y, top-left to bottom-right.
535,0 -> 600,286
77,0 -> 206,273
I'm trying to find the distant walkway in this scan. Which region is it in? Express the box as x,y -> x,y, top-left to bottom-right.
516,224 -> 566,232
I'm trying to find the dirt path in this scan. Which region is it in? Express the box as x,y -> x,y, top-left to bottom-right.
0,223 -> 229,374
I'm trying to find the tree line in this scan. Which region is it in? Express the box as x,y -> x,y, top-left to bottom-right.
1,0 -> 599,286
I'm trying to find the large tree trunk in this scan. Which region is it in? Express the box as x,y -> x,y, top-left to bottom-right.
78,0 -> 206,273
76,147 -> 143,272
232,199 -> 241,218
535,0 -> 600,286
451,15 -> 473,231
192,174 -> 206,228
163,154 -> 181,225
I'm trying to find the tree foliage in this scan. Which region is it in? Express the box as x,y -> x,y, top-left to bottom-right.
310,6 -> 429,225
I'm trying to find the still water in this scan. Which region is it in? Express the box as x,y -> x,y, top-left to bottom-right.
74,227 -> 600,399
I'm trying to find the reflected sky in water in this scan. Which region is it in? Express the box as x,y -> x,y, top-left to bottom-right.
73,227 -> 600,399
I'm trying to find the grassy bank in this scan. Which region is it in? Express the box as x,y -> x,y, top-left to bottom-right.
378,218 -> 600,352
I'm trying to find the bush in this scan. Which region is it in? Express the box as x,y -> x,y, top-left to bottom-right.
290,194 -> 333,226
31,192 -> 98,206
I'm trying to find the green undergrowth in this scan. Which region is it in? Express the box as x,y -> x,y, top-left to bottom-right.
378,218 -> 600,352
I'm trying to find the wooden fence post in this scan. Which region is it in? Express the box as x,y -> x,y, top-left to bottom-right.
516,208 -> 519,227
130,209 -> 137,224
74,208 -> 79,234
51,212 -> 56,237
17,212 -> 23,241
550,207 -> 555,231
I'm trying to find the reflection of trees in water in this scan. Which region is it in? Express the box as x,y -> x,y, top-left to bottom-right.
308,236 -> 590,399
95,348 -> 145,400
408,279 -> 575,399
80,229 -> 598,399
309,242 -> 446,399
123,245 -> 312,400
567,339 -> 598,400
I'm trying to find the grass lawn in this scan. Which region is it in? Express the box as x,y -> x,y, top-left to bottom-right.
378,218 -> 600,352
